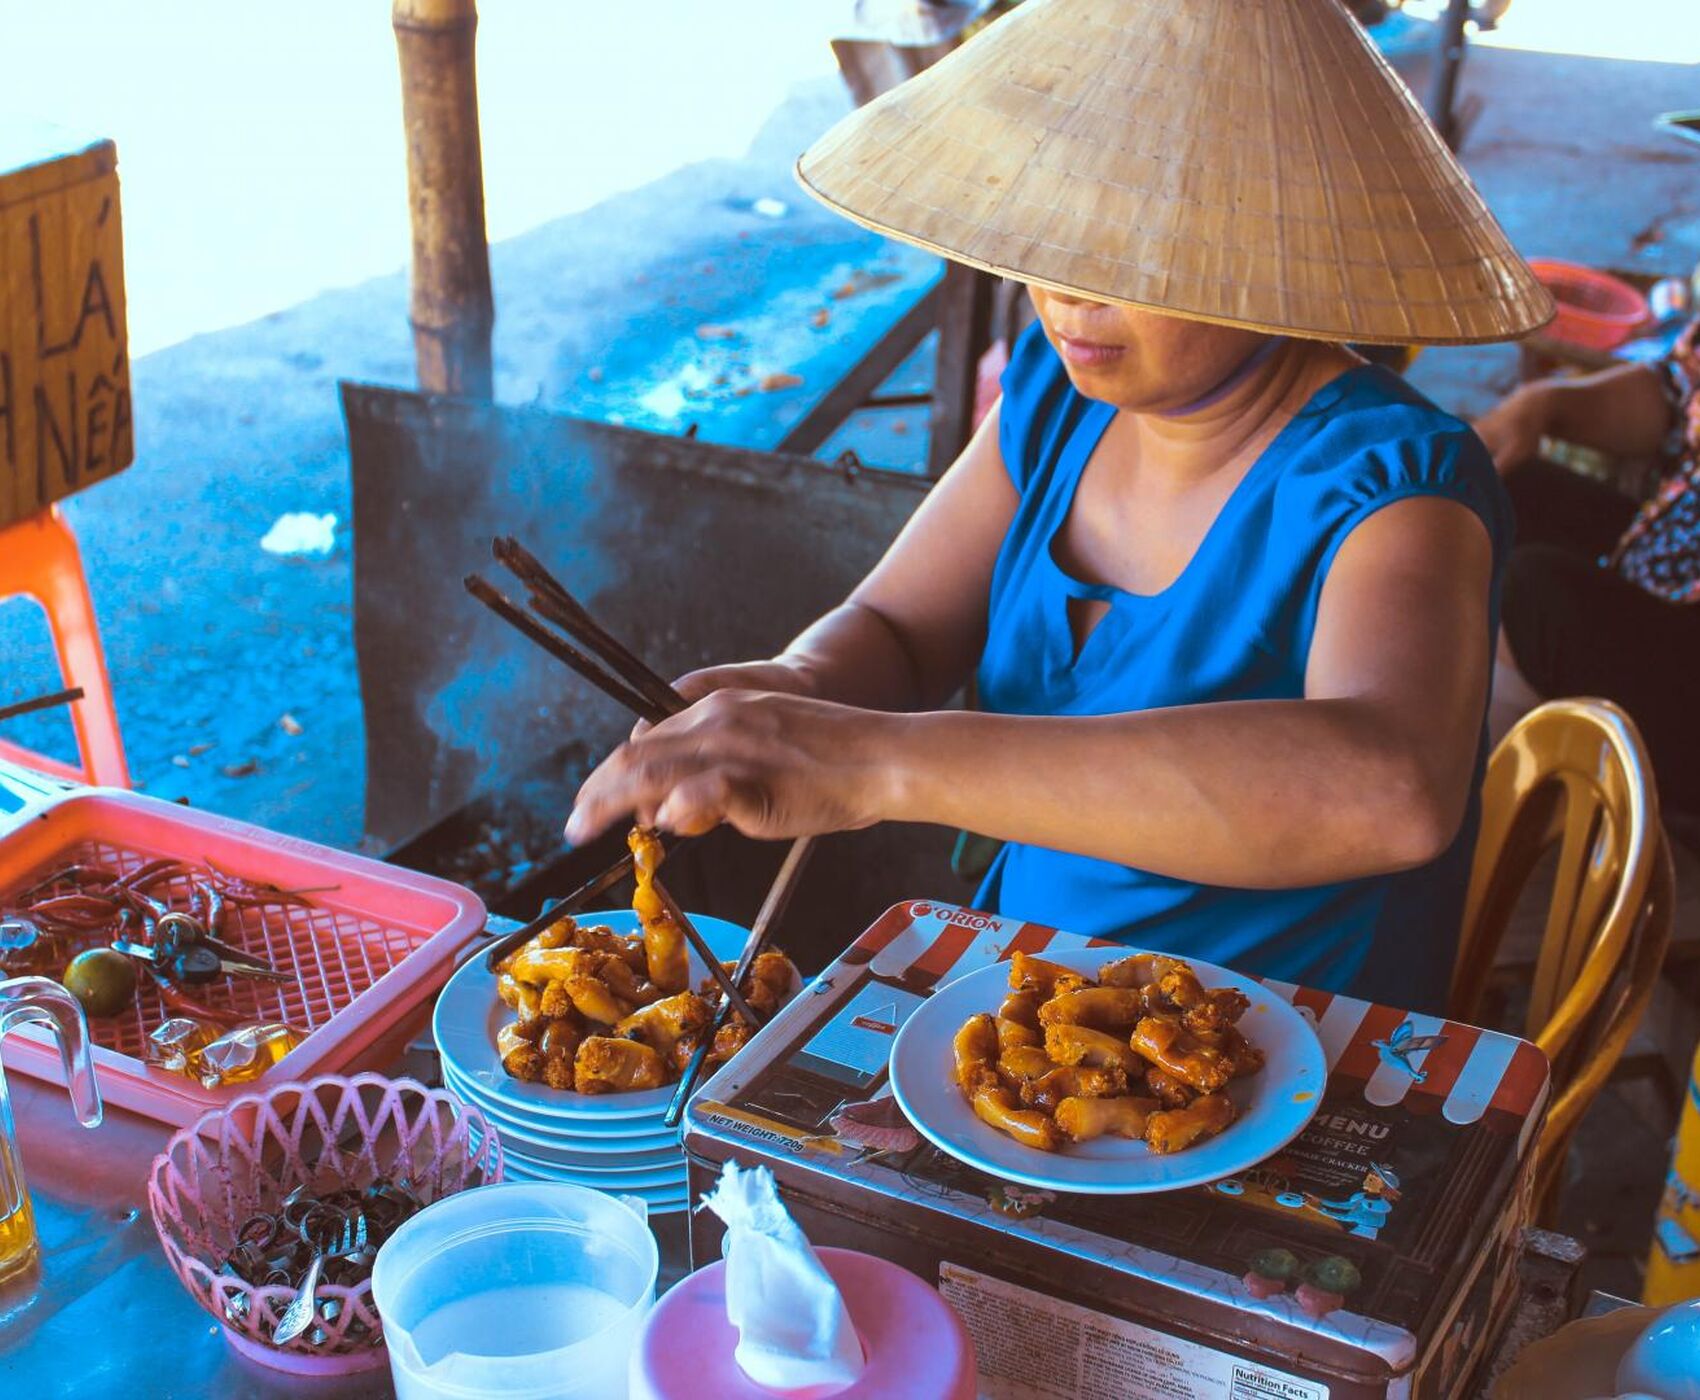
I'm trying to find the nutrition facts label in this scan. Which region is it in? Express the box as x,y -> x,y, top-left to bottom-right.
940,1263 -> 1329,1400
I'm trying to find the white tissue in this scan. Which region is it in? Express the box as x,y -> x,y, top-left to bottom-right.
703,1161 -> 865,1393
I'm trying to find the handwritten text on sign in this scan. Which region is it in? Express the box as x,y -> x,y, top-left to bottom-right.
0,139 -> 133,526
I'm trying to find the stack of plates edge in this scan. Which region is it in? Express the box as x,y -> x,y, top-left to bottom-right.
433,910 -> 750,1216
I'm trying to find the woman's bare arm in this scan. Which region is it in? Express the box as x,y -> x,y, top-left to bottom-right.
874,496 -> 1491,884
1474,362 -> 1673,473
571,496 -> 1494,889
1540,363 -> 1675,457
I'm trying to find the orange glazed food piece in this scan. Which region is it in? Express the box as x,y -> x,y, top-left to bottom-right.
1145,1093 -> 1236,1154
488,824 -> 799,1094
952,952 -> 1261,1157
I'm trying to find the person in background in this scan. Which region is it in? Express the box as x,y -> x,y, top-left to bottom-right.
1474,320 -> 1700,810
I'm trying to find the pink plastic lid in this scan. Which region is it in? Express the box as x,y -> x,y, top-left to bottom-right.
630,1246 -> 978,1400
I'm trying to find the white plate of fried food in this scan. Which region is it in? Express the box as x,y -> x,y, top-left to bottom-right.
888,948 -> 1326,1194
433,908 -> 798,1122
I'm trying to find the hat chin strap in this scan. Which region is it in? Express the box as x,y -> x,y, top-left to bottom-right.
1155,335 -> 1290,419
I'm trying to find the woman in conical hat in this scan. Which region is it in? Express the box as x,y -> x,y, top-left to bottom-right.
569,0 -> 1552,1012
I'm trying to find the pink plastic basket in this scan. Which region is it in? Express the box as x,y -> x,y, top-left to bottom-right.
147,1073 -> 503,1374
0,789 -> 486,1125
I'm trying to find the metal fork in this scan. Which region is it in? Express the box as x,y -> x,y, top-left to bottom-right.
272,1214 -> 361,1344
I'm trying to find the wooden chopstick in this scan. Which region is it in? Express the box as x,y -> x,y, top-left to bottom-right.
464,574 -> 669,725
527,589 -> 685,720
651,875 -> 762,1027
493,537 -> 685,720
477,848 -> 645,972
665,835 -> 815,1126
0,687 -> 84,725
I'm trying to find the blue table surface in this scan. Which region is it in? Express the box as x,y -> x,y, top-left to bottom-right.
0,916 -> 691,1399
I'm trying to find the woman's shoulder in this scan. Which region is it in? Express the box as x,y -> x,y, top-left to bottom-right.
1278,363 -> 1508,547
997,321 -> 1100,494
1299,362 -> 1482,460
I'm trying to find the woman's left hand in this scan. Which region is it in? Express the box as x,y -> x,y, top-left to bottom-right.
565,690 -> 899,845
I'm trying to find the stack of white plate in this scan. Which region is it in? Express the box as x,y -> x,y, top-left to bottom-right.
433,909 -> 749,1215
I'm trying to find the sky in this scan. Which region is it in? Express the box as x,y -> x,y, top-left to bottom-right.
1469,0 -> 1700,63
1,0 -> 1692,358
1,2 -> 840,356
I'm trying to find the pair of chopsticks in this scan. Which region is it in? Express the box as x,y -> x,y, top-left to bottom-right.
466,537 -> 681,728
0,687 -> 83,725
465,538 -> 814,1111
467,541 -> 753,1016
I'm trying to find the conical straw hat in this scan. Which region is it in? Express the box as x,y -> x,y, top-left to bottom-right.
797,0 -> 1554,345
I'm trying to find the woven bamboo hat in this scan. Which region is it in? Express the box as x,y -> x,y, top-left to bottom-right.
797,0 -> 1553,345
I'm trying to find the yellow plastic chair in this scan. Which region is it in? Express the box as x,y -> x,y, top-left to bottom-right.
1450,699 -> 1673,1218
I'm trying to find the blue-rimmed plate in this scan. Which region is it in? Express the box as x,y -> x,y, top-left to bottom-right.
469,1124 -> 685,1189
495,1154 -> 690,1213
888,948 -> 1326,1195
434,909 -> 749,1121
442,1061 -> 682,1157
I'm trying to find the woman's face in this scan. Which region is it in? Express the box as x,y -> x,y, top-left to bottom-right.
1027,287 -> 1273,415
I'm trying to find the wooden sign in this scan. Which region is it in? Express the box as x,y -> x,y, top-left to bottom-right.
0,123 -> 133,528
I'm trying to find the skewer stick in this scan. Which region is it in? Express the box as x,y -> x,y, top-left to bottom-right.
464,574 -> 668,724
477,848 -> 645,972
0,687 -> 84,725
747,838 -> 816,961
665,835 -> 815,1126
650,876 -> 762,1027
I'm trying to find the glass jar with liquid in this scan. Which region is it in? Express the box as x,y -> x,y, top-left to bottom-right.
0,976 -> 102,1282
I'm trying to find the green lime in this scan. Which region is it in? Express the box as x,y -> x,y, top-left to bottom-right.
63,947 -> 138,1018
1249,1247 -> 1300,1281
1305,1256 -> 1362,1295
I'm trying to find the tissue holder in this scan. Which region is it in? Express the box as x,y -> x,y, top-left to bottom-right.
629,1245 -> 977,1399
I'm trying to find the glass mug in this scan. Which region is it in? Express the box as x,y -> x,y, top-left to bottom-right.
0,976 -> 102,1282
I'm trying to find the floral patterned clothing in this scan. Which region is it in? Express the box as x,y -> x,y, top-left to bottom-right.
1609,317 -> 1700,602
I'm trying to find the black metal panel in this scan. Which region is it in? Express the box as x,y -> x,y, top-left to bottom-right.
343,383 -> 967,967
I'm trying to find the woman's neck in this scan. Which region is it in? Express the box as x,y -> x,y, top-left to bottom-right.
1126,340 -> 1357,487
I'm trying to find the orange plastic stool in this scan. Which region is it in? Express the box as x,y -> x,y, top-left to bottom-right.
0,507 -> 129,788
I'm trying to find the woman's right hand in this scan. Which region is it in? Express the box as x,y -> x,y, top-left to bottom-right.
1471,384 -> 1553,476
633,659 -> 817,736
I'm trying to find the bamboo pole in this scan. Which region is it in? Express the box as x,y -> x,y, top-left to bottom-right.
393,0 -> 494,398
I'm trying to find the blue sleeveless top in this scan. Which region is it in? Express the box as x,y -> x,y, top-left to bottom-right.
974,324 -> 1510,1014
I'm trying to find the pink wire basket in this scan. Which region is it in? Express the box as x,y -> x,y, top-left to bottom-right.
147,1073 -> 504,1375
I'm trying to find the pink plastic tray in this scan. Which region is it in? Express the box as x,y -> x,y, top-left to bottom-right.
0,789 -> 486,1126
